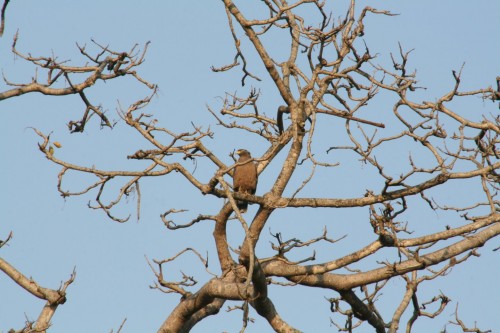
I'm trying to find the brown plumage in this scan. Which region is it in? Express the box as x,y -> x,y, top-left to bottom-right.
233,149 -> 257,213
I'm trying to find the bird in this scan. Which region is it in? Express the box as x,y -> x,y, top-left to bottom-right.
233,149 -> 258,213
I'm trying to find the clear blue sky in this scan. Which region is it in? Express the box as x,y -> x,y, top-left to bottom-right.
1,1 -> 499,332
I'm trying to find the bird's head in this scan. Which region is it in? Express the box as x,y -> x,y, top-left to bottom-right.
236,149 -> 250,157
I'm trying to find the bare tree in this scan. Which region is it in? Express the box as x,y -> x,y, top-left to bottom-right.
1,1 -> 499,332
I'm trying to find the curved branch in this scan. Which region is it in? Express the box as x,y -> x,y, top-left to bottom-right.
283,222 -> 500,289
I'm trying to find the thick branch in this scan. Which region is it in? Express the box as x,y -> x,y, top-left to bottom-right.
0,257 -> 75,333
275,222 -> 500,288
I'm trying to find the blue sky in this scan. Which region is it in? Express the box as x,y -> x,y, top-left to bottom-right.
1,1 -> 499,332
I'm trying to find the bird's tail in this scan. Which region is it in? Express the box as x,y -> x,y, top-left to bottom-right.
236,200 -> 248,213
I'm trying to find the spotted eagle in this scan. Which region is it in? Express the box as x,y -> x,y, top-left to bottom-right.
233,149 -> 257,213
